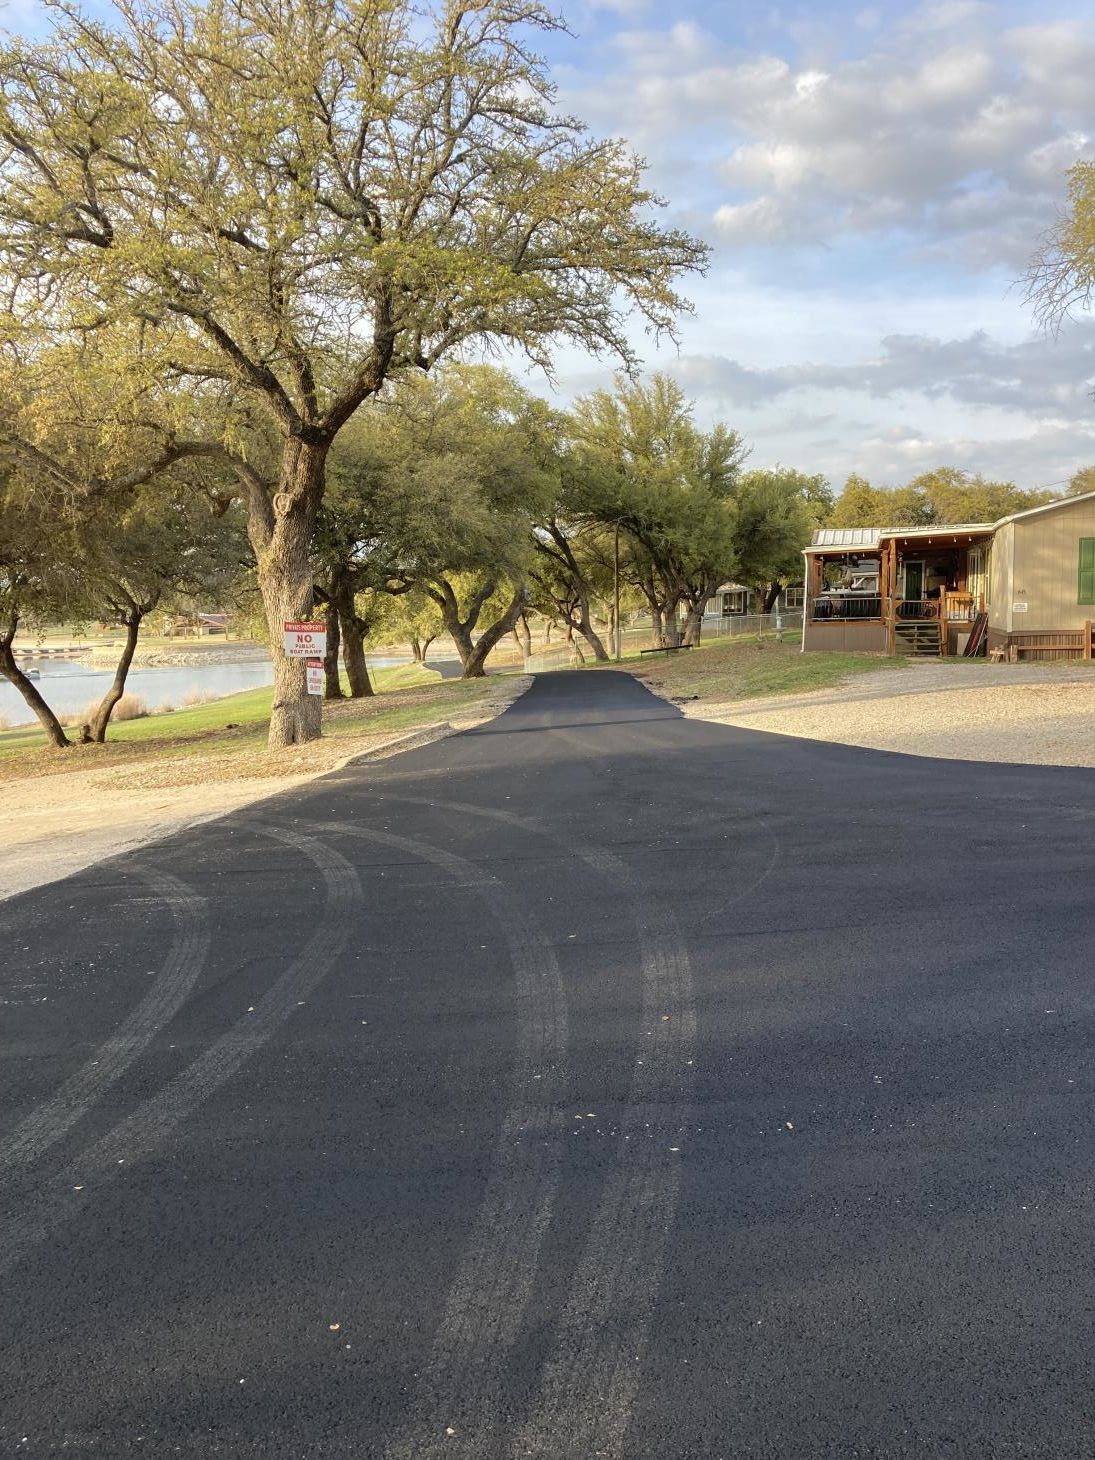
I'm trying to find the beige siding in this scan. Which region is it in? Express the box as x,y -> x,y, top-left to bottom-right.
1010,497 -> 1095,630
803,621 -> 887,653
988,523 -> 1014,634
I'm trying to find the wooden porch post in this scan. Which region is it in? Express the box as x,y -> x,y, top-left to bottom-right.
884,541 -> 897,655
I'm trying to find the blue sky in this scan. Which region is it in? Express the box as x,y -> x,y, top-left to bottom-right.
527,0 -> 1095,491
6,0 -> 1095,491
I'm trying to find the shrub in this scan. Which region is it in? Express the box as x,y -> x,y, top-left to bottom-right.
110,694 -> 149,722
73,693 -> 150,725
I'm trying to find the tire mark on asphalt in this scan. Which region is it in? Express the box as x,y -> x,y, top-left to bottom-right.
377,792 -> 777,1459
0,828 -> 360,1279
514,843 -> 695,1460
0,871 -> 210,1172
310,821 -> 569,1460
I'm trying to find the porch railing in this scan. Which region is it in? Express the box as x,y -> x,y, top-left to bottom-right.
894,598 -> 938,621
809,594 -> 882,621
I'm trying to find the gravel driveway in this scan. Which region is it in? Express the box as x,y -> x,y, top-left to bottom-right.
686,660 -> 1095,767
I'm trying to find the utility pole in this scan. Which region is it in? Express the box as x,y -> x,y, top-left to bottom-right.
614,520 -> 622,661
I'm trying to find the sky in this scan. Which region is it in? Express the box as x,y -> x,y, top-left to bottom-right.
6,0 -> 1095,492
527,0 -> 1095,491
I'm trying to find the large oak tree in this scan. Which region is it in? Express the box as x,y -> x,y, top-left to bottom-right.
0,0 -> 705,745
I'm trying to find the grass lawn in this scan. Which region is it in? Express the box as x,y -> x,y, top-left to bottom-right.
0,662 -> 510,783
602,635 -> 907,702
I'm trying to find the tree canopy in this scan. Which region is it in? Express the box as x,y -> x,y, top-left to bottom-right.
0,0 -> 707,743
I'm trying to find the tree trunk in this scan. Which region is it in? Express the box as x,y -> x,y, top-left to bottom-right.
577,608 -> 611,662
333,574 -> 373,697
323,594 -> 344,699
462,585 -> 528,678
651,603 -> 664,646
565,622 -> 586,665
252,440 -> 328,748
515,612 -> 533,658
410,634 -> 425,662
88,608 -> 143,741
340,613 -> 373,696
762,581 -> 783,613
0,614 -> 70,748
681,604 -> 704,646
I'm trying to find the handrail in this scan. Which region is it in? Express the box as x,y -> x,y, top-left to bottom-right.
894,598 -> 938,621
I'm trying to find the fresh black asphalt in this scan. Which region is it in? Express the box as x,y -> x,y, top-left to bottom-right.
3,669 -> 1095,1458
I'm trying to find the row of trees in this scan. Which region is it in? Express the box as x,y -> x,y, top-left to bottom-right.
9,346 -> 1092,747
311,367 -> 826,689
0,356 -> 823,742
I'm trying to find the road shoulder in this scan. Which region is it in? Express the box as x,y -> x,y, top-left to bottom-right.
0,677 -> 530,902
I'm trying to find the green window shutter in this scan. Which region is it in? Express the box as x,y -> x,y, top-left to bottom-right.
1080,539 -> 1095,606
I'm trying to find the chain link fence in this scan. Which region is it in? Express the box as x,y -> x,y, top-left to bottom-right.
520,611 -> 803,673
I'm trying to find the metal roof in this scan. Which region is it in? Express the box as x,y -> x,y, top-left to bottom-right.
806,523 -> 994,553
807,491 -> 1095,553
809,528 -> 884,549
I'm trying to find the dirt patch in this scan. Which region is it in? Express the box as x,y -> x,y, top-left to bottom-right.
671,661 -> 1095,767
0,678 -> 529,902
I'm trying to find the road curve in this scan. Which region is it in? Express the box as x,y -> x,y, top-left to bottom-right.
3,670 -> 1095,1458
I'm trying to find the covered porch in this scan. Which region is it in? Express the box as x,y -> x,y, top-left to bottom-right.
878,527 -> 992,655
803,526 -> 993,656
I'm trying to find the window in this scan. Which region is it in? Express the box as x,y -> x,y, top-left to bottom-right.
783,584 -> 804,609
721,589 -> 748,615
1080,539 -> 1095,606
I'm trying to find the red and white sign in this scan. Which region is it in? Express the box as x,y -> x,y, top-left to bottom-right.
283,620 -> 327,658
305,659 -> 324,696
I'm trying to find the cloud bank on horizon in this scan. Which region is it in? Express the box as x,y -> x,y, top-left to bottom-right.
541,0 -> 1095,491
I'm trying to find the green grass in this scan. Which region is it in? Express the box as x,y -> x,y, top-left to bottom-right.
607,635 -> 906,702
0,660 -> 498,772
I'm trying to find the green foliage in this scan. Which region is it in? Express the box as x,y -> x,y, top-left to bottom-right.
734,468 -> 824,587
328,364 -> 557,590
569,374 -> 748,622
828,468 -> 1055,528
0,0 -> 706,438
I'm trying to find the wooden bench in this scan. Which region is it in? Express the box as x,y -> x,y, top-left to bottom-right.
640,643 -> 694,656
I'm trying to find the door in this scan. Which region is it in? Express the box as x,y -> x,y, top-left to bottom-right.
902,560 -> 924,602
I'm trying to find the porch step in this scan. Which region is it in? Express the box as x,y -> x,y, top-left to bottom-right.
894,620 -> 942,656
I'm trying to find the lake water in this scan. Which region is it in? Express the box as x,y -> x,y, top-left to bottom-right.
1,653 -> 406,728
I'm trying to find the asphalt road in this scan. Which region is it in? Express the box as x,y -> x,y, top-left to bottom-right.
4,669 -> 1095,1458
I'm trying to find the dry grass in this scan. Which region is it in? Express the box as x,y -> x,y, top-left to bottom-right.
607,636 -> 906,703
0,674 -> 524,789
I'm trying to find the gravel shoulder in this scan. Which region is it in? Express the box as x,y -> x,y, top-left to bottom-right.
673,660 -> 1095,767
0,677 -> 529,902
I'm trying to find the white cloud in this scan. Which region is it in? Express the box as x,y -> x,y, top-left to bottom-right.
559,4 -> 1095,271
658,324 -> 1095,419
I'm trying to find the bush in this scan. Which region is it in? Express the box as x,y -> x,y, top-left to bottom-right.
110,694 -> 149,722
70,693 -> 150,727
